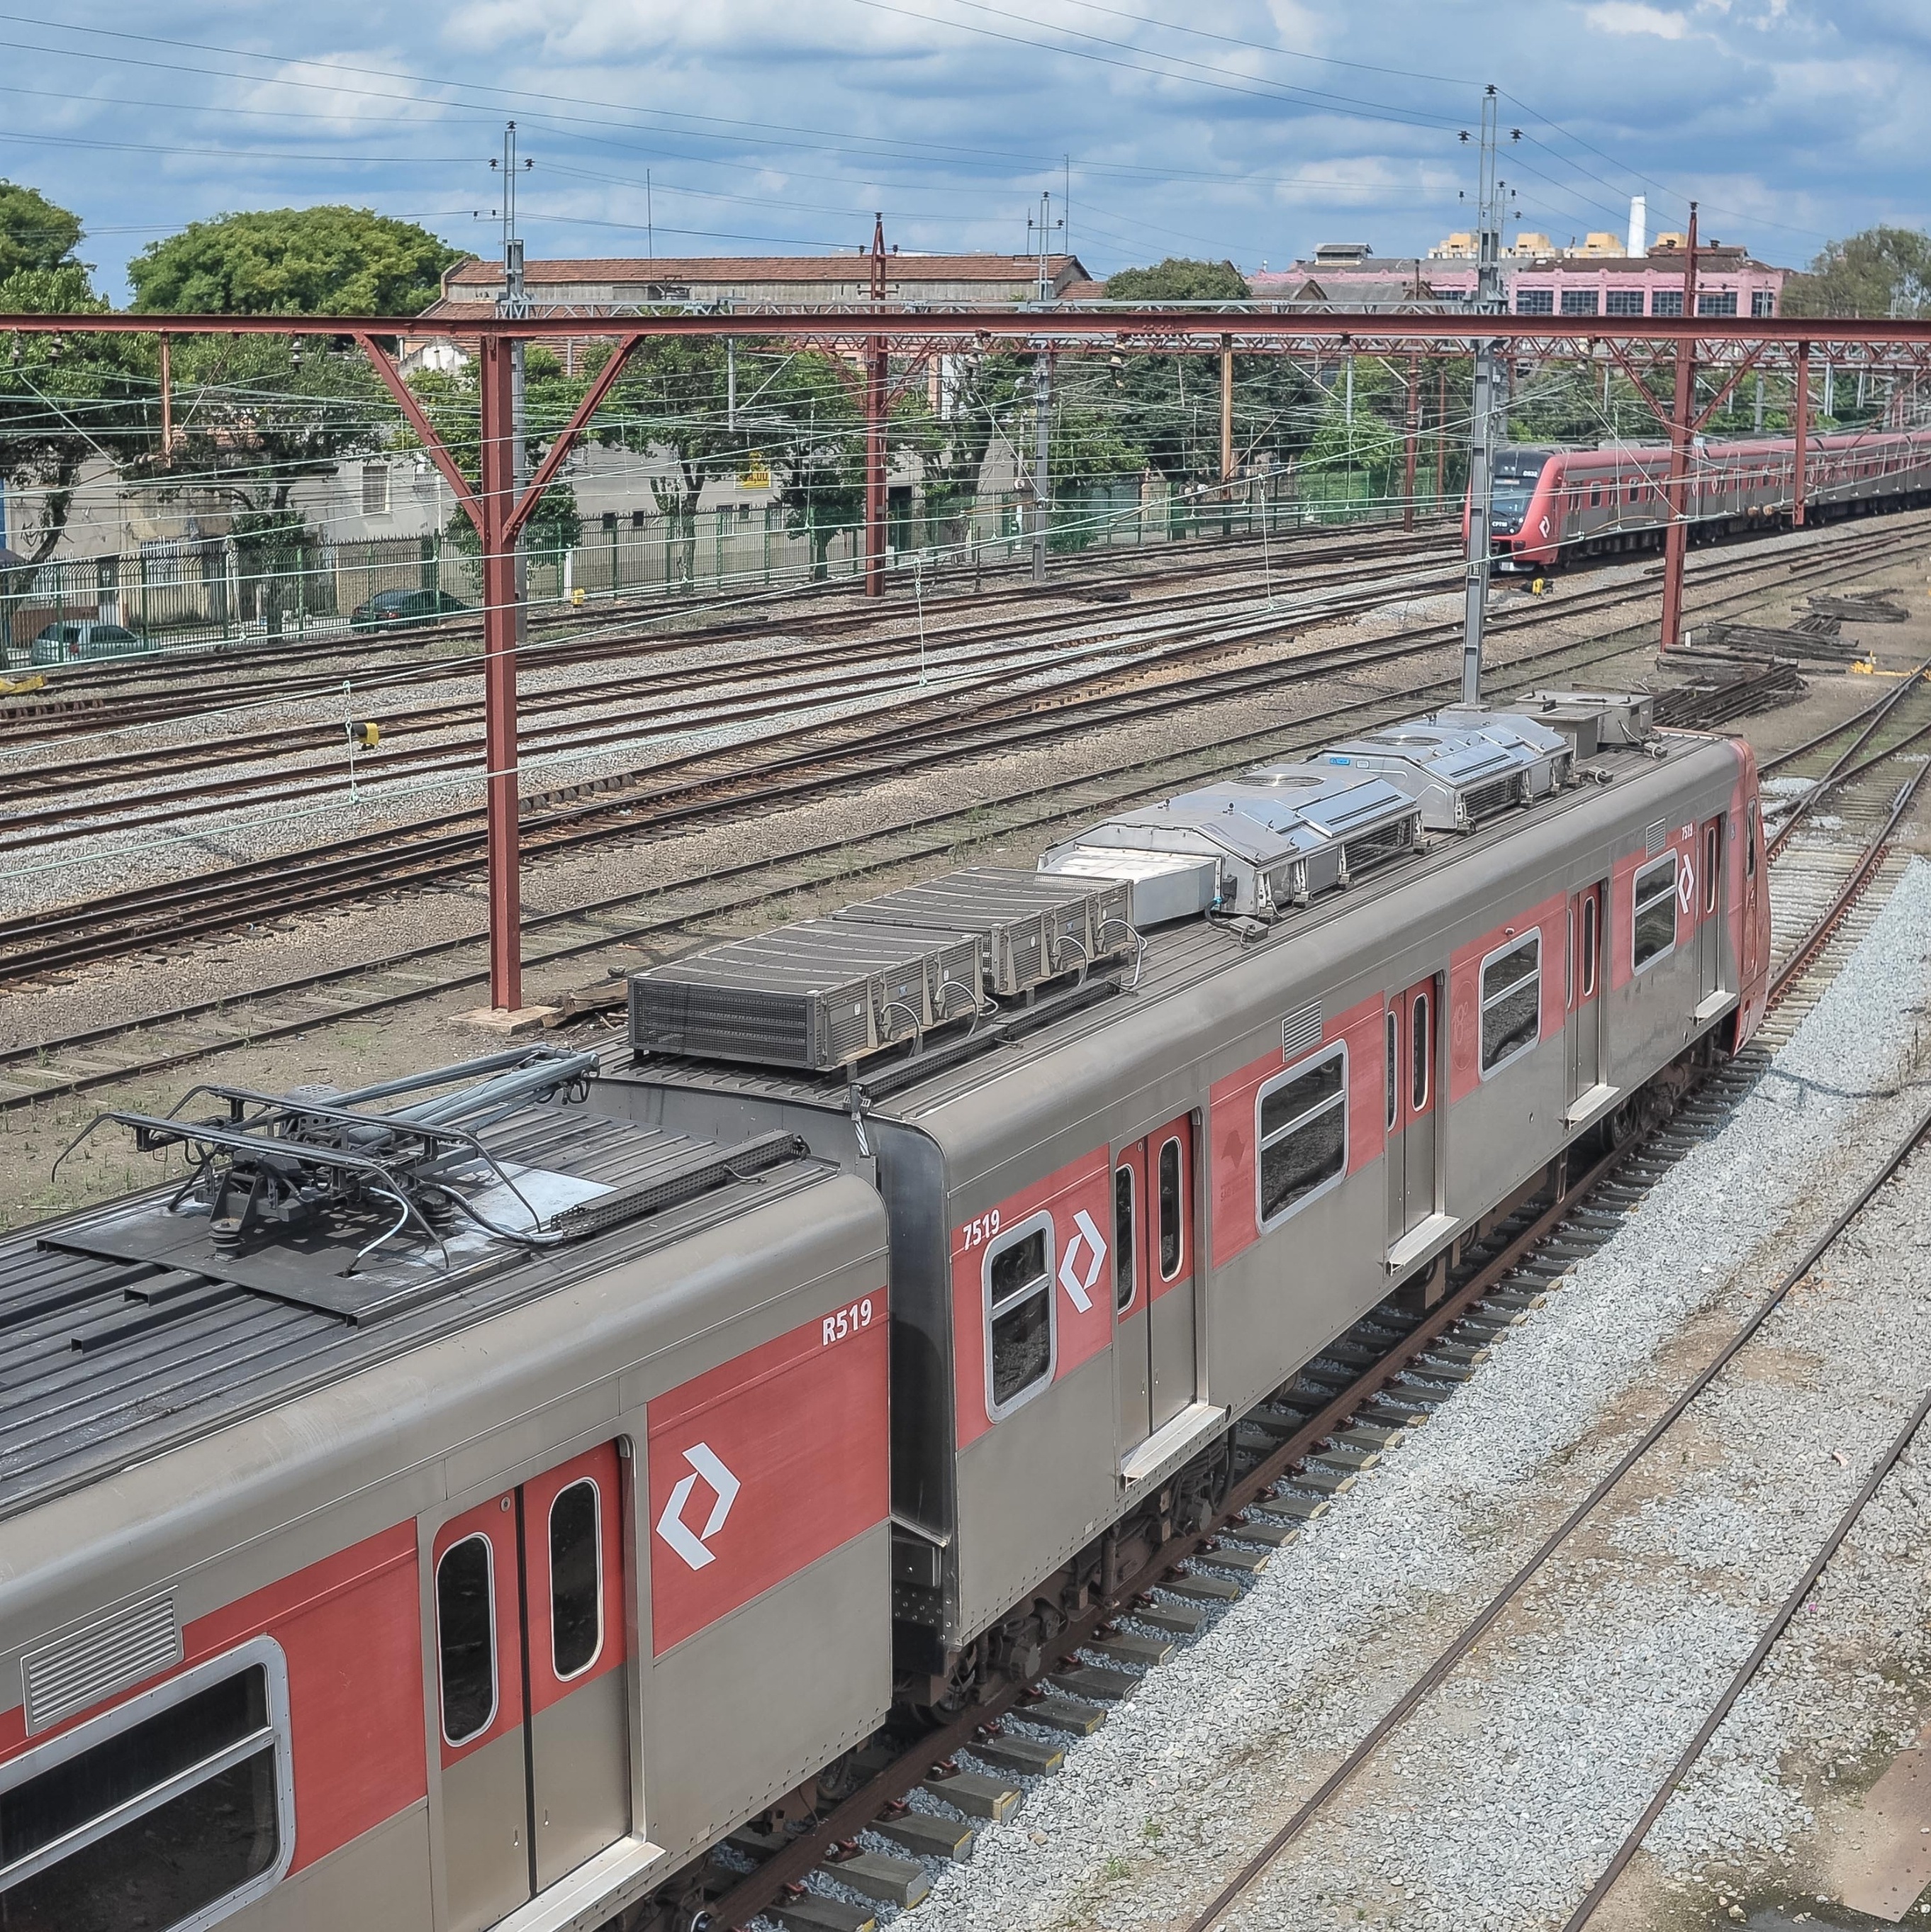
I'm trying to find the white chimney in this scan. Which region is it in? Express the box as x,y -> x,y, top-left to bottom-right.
1627,195 -> 1647,258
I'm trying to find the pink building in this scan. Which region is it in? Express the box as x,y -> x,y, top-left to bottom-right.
1249,238 -> 1788,318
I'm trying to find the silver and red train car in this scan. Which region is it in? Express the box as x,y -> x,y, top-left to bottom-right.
1472,424 -> 1931,569
0,691 -> 1771,1932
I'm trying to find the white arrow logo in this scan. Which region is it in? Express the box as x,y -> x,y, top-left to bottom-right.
655,1442 -> 740,1570
1679,853 -> 1696,916
1057,1207 -> 1108,1314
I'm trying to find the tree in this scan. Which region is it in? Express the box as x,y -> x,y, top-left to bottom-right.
165,333 -> 390,633
0,263 -> 156,564
1104,258 -> 1250,303
1783,227 -> 1931,320
0,178 -> 84,281
588,337 -> 761,588
127,206 -> 462,316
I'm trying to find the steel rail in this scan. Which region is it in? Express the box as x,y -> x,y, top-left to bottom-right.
7,507 -> 1913,985
0,520 -> 1455,735
1762,655 -> 1931,861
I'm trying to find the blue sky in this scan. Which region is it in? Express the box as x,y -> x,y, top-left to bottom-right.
5,1 -> 1926,303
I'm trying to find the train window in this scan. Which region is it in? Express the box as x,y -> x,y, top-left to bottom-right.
1256,1044 -> 1348,1228
985,1216 -> 1054,1416
1581,893 -> 1600,999
1385,1010 -> 1399,1132
1747,808 -> 1758,880
437,1534 -> 498,1746
1114,1163 -> 1136,1312
1589,484 -> 1601,508
1703,825 -> 1720,915
549,1480 -> 604,1681
1633,854 -> 1679,972
1158,1139 -> 1184,1280
1411,993 -> 1431,1112
0,1638 -> 291,1931
1479,933 -> 1543,1076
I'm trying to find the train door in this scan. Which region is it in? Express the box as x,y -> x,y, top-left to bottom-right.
1740,803 -> 1764,985
1384,976 -> 1439,1244
1565,884 -> 1604,1107
432,1442 -> 631,1932
1696,816 -> 1725,1003
1113,1142 -> 1151,1455
1114,1115 -> 1197,1457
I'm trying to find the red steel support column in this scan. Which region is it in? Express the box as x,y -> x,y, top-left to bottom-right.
1659,208 -> 1700,654
1793,340 -> 1810,527
1402,354 -> 1421,532
478,334 -> 523,1011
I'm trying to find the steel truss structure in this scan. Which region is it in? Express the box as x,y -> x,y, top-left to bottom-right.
6,298 -> 1929,1010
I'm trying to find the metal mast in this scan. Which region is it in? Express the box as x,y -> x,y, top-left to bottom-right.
1460,86 -> 1509,706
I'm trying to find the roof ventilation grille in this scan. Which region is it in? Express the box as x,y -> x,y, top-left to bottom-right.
1322,708 -> 1573,832
1040,763 -> 1423,923
831,869 -> 1134,1000
23,1594 -> 182,1734
1282,1001 -> 1323,1059
632,919 -> 983,1073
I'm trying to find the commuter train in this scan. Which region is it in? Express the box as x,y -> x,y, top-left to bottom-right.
0,690 -> 1772,1932
1476,423 -> 1931,569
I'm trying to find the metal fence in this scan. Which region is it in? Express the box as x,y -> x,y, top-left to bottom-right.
2,470 -> 1443,666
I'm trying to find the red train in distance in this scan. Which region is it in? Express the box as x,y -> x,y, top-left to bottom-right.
1465,425 -> 1931,569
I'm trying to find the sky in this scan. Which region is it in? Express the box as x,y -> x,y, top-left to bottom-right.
4,0 -> 1928,303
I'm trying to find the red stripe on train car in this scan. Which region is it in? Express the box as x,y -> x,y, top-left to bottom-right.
646,1295 -> 890,1655
1209,990 -> 1384,1272
0,1524 -> 427,1877
950,1146 -> 1112,1449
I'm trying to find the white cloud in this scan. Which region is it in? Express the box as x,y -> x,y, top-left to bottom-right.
1583,1 -> 1694,36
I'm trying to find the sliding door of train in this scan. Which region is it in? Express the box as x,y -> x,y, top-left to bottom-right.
1566,883 -> 1604,1106
1696,815 -> 1725,1003
1114,1114 -> 1198,1456
431,1442 -> 631,1932
1384,975 -> 1439,1244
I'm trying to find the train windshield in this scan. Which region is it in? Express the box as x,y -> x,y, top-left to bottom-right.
1491,487 -> 1532,534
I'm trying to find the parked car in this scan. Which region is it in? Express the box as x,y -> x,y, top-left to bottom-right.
28,620 -> 147,666
349,587 -> 469,634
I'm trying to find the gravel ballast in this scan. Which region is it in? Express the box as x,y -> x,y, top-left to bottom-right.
895,859 -> 1931,1932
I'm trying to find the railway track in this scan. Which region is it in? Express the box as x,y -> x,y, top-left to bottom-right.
0,518 -> 1459,744
673,693 -> 1930,1932
4,508 -> 1920,1002
0,512 -> 1922,1129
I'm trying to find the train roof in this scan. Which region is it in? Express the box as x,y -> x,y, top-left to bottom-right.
0,1085 -> 848,1524
616,719 -> 1742,1141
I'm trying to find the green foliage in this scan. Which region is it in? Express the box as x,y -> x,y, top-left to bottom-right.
0,264 -> 155,563
1783,227 -> 1931,321
0,179 -> 84,281
403,350 -> 581,560
128,206 -> 463,316
1104,258 -> 1250,303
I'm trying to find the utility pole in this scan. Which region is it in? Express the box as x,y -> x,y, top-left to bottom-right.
1219,333 -> 1235,484
865,213 -> 888,598
1403,352 -> 1421,531
1793,340 -> 1810,527
1460,84 -> 1513,706
1658,204 -> 1700,653
486,118 -> 534,1011
1031,345 -> 1052,586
